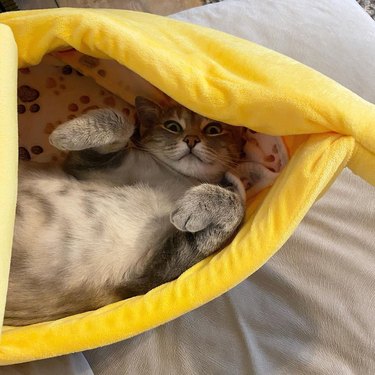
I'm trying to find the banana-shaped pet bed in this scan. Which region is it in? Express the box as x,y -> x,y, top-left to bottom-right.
0,8 -> 374,365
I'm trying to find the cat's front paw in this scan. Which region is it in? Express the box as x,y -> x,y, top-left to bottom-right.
170,184 -> 244,233
49,109 -> 134,151
170,186 -> 213,233
49,126 -> 82,151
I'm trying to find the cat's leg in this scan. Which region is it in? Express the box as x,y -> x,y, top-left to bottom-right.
170,173 -> 246,248
49,109 -> 135,175
119,173 -> 245,297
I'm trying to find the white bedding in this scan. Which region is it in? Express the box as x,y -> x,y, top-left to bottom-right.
2,0 -> 375,374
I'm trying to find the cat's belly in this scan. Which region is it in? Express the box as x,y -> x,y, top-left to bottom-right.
8,167 -> 184,322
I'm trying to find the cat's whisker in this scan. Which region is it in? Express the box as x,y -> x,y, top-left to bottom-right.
199,148 -> 238,168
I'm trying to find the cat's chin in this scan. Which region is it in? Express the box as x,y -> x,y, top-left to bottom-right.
164,156 -> 225,182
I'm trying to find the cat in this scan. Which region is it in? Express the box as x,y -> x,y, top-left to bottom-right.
5,97 -> 246,326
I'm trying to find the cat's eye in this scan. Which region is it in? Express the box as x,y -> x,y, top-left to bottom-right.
163,120 -> 183,133
204,122 -> 223,136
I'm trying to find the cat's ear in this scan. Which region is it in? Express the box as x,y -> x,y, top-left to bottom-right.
135,97 -> 162,130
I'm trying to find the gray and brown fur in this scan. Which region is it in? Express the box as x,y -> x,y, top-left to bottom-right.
5,97 -> 245,326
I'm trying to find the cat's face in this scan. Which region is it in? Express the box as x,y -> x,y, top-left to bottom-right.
135,97 -> 243,181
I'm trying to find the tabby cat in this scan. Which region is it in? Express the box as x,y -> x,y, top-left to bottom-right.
5,97 -> 245,326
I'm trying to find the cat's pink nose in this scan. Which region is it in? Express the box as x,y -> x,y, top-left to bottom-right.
183,135 -> 201,149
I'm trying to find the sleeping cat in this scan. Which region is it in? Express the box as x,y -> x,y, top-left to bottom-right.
5,97 -> 246,326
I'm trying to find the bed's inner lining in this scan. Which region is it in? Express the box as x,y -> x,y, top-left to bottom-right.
17,50 -> 289,196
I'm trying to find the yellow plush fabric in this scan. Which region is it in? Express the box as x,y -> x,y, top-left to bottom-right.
0,25 -> 18,331
0,8 -> 374,365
